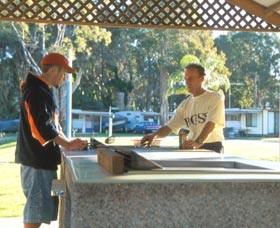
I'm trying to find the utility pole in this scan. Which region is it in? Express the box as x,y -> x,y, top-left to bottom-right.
65,49 -> 72,138
253,75 -> 258,108
108,106 -> 113,137
42,25 -> 46,56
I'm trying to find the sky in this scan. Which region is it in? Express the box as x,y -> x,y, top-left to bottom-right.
211,30 -> 229,38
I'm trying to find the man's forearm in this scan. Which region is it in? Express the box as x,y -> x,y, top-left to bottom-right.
154,125 -> 172,138
53,134 -> 69,148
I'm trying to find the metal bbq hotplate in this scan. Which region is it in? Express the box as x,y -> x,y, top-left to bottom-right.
122,147 -> 280,174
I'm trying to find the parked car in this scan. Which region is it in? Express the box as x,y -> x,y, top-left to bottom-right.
114,111 -> 161,132
133,121 -> 161,134
102,124 -> 128,133
0,119 -> 19,133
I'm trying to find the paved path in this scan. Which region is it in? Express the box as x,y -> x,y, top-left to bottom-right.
0,217 -> 58,227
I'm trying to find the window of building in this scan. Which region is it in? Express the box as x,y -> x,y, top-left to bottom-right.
226,115 -> 240,121
73,114 -> 79,118
246,113 -> 257,127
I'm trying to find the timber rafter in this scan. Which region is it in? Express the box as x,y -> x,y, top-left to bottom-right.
0,0 -> 279,31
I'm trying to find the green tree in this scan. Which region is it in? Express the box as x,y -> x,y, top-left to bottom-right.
0,22 -> 112,119
0,22 -> 231,121
126,28 -> 187,122
215,32 -> 280,109
0,22 -> 29,119
69,25 -> 112,110
92,28 -> 230,124
168,31 -> 230,111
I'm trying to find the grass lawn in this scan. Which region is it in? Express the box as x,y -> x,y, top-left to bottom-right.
0,163 -> 25,217
0,142 -> 25,218
0,135 -> 279,218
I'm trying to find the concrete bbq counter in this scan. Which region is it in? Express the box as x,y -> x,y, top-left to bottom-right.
58,147 -> 280,228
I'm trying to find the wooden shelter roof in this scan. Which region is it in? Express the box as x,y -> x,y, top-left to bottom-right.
0,0 -> 279,31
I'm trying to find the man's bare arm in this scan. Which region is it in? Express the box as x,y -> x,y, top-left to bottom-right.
53,134 -> 87,151
140,125 -> 172,146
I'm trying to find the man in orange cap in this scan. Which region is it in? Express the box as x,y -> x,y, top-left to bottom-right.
16,53 -> 87,228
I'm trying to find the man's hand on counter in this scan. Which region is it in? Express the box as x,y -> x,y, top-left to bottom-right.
140,125 -> 172,147
183,140 -> 203,149
140,133 -> 156,147
64,138 -> 88,151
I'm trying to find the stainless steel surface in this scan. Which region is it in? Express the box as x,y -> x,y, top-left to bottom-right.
63,149 -> 280,182
153,160 -> 269,169
130,148 -> 280,173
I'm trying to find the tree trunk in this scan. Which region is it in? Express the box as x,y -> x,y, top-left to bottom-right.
159,34 -> 169,125
160,68 -> 169,124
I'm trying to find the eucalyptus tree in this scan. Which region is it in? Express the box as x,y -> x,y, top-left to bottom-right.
167,30 -> 230,115
0,22 -> 30,119
13,23 -> 111,122
129,28 -> 188,123
111,29 -> 230,123
0,21 -> 112,120
98,28 -> 136,110
215,32 -> 280,109
68,26 -> 230,123
68,25 -> 112,110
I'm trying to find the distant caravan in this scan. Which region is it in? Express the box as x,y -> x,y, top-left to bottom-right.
114,111 -> 161,133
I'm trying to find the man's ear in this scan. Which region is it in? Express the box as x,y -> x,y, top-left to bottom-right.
49,65 -> 60,74
200,76 -> 205,82
46,65 -> 54,74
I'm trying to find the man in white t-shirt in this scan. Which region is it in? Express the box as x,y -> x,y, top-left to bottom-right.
140,63 -> 225,153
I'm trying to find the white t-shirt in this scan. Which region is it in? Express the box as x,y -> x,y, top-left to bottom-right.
166,90 -> 225,143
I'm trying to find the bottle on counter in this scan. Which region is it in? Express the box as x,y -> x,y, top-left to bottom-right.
179,128 -> 188,149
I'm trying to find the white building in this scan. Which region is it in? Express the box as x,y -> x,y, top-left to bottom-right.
71,109 -> 160,133
72,109 -> 109,133
72,108 -> 279,137
225,108 -> 279,136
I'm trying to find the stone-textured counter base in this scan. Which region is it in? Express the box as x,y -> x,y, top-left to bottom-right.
71,183 -> 280,228
59,150 -> 280,228
63,169 -> 280,227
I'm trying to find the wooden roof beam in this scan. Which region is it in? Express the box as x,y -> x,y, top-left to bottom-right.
265,1 -> 280,15
225,0 -> 280,28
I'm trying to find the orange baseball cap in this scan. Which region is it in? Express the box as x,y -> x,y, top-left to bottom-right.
41,52 -> 75,73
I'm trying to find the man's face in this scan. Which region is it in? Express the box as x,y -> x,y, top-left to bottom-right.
184,68 -> 204,94
52,66 -> 66,87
